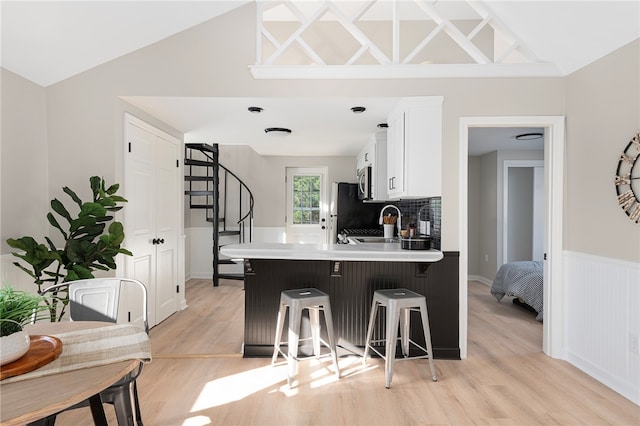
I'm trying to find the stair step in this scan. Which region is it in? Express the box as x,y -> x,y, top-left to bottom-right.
186,143 -> 218,154
218,273 -> 244,281
185,190 -> 214,196
190,204 -> 213,209
218,258 -> 237,265
185,176 -> 214,182
185,158 -> 214,167
205,217 -> 227,223
220,230 -> 241,236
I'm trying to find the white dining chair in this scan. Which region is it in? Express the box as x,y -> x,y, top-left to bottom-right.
39,278 -> 148,426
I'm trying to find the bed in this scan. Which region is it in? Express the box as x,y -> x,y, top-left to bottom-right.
491,260 -> 544,321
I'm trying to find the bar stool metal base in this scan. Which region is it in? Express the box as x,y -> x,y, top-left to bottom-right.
272,288 -> 340,387
363,288 -> 437,388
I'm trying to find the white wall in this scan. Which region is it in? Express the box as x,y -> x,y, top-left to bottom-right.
0,69 -> 49,291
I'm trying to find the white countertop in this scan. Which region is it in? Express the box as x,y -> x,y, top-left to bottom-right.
220,242 -> 443,262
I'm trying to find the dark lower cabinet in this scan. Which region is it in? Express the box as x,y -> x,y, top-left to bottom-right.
242,252 -> 460,360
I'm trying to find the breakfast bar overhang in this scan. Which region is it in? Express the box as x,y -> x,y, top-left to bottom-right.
221,243 -> 460,360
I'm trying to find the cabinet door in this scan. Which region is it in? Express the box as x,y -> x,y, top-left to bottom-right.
387,110 -> 405,197
357,140 -> 374,172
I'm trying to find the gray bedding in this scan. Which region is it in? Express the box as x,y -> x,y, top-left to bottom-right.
491,260 -> 544,321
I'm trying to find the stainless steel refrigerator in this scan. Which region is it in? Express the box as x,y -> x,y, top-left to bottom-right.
329,182 -> 384,243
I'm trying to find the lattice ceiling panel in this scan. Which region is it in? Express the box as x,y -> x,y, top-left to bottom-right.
252,0 -> 559,79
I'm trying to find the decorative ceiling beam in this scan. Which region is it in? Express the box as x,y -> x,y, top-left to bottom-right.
250,63 -> 563,79
413,0 -> 491,64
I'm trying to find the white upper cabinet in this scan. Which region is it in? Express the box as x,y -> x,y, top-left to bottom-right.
357,131 -> 388,201
386,97 -> 443,199
356,139 -> 374,172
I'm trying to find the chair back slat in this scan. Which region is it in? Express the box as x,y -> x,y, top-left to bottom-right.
69,279 -> 121,322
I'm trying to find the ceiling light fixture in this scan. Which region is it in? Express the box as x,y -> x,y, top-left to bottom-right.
248,106 -> 263,114
515,132 -> 543,140
351,106 -> 366,113
264,127 -> 292,136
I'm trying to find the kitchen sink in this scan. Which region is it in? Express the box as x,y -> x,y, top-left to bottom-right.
348,236 -> 400,244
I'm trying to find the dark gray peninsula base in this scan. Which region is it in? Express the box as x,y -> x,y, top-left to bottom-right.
241,252 -> 460,359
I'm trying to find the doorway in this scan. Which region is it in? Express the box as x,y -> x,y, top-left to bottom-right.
285,167 -> 329,244
459,116 -> 565,359
503,160 -> 545,264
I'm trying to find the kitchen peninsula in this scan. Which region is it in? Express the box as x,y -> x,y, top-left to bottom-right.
221,242 -> 460,359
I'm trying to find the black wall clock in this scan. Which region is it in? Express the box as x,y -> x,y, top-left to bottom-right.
615,131 -> 640,223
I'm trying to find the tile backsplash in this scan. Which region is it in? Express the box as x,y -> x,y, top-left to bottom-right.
395,197 -> 441,250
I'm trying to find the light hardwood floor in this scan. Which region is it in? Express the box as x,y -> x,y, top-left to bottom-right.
56,279 -> 639,425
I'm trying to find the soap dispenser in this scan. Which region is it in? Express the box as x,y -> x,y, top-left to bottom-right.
418,205 -> 430,237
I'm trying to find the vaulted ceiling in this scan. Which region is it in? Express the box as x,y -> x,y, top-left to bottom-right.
1,1 -> 638,156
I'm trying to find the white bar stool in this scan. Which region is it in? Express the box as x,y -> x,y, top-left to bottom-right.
272,288 -> 340,387
363,288 -> 437,388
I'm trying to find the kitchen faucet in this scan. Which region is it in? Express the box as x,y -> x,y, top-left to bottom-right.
378,205 -> 402,235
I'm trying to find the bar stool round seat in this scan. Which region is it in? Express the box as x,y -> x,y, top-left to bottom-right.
272,288 -> 340,387
363,288 -> 437,388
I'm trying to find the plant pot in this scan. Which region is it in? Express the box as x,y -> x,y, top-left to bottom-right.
0,325 -> 30,366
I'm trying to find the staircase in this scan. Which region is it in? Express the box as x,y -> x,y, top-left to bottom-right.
184,143 -> 254,286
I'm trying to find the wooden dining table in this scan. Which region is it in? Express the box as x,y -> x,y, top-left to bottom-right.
0,321 -> 150,426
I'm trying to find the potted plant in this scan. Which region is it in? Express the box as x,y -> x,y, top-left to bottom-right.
0,286 -> 49,365
6,176 -> 132,322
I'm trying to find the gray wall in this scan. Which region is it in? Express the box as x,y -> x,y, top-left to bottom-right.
212,145 -> 357,228
0,69 -> 49,254
478,151 -> 498,280
565,39 -> 640,261
467,156 -> 481,275
468,149 -> 543,281
507,167 -> 534,262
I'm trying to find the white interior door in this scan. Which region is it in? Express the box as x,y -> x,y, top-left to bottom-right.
154,134 -> 180,323
285,167 -> 329,244
124,121 -> 156,325
124,114 -> 179,327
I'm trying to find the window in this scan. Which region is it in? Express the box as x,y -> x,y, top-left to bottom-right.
292,175 -> 321,224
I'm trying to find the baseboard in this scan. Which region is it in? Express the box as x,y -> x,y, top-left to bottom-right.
468,275 -> 492,286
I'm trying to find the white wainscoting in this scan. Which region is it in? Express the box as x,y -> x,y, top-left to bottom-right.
564,250 -> 640,405
186,227 -> 285,280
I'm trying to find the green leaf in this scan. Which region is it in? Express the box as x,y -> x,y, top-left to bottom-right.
47,212 -> 68,240
105,183 -> 120,195
79,202 -> 107,218
63,186 -> 83,209
69,215 -> 98,233
50,198 -> 72,223
98,197 -> 116,208
69,264 -> 94,280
